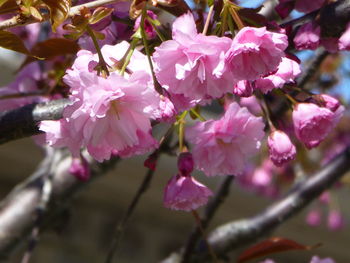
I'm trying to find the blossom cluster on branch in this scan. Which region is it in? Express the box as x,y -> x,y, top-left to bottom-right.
0,2 -> 349,261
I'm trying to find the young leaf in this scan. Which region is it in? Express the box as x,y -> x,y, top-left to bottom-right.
0,0 -> 9,8
21,38 -> 80,66
237,237 -> 321,263
89,7 -> 113,25
0,30 -> 30,55
129,0 -> 147,19
42,0 -> 71,32
0,0 -> 18,15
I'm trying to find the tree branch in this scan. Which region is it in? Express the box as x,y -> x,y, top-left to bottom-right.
0,99 -> 69,145
0,149 -> 119,259
164,147 -> 350,262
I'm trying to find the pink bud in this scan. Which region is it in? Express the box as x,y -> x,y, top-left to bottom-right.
306,210 -> 322,226
163,175 -> 213,211
313,94 -> 340,112
319,191 -> 330,204
275,0 -> 294,19
69,157 -> 90,181
292,103 -> 343,149
268,130 -> 296,166
338,22 -> 350,51
177,152 -> 194,176
144,153 -> 158,171
294,22 -> 320,50
327,210 -> 345,231
310,256 -> 336,263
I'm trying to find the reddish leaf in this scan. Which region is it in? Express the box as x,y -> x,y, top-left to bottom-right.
0,30 -> 30,55
0,0 -> 9,8
238,7 -> 267,27
237,237 -> 321,263
42,0 -> 71,32
0,0 -> 18,15
21,38 -> 80,67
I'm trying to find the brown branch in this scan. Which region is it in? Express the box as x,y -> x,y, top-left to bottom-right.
0,0 -> 190,31
164,147 -> 350,262
0,99 -> 69,145
0,149 -> 119,259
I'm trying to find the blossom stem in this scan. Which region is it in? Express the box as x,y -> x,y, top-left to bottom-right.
229,6 -> 245,30
177,110 -> 188,152
119,37 -> 139,75
191,210 -> 219,263
86,25 -> 110,77
190,108 -> 206,121
140,6 -> 163,94
259,96 -> 276,131
202,5 -> 214,35
284,92 -> 299,105
148,19 -> 166,41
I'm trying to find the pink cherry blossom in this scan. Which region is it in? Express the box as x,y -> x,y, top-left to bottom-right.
239,96 -> 262,116
275,0 -> 294,19
0,63 -> 43,112
255,57 -> 301,94
223,26 -> 288,81
69,156 -> 91,181
153,12 -> 234,102
339,22 -> 350,50
327,210 -> 345,231
251,160 -> 274,187
306,210 -> 322,226
310,256 -> 336,263
163,174 -> 212,211
292,103 -> 344,149
187,102 -> 265,176
294,22 -> 320,50
41,70 -> 160,162
268,130 -> 296,166
313,94 -> 341,112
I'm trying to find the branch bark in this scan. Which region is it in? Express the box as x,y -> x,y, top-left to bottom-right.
164,147 -> 350,262
0,149 -> 119,259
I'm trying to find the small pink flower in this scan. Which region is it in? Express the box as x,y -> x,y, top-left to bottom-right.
69,156 -> 91,181
239,96 -> 262,116
255,57 -> 301,94
163,174 -> 213,211
319,191 -> 330,204
268,130 -> 296,166
178,152 -> 194,176
153,12 -> 234,102
292,103 -> 343,149
306,210 -> 322,226
294,22 -> 320,50
187,102 -> 265,176
327,210 -> 345,231
339,22 -> 350,50
223,26 -> 288,81
310,256 -> 336,263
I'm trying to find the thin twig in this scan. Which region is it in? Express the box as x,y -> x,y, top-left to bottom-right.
20,147 -> 58,263
181,176 -> 234,263
105,167 -> 157,263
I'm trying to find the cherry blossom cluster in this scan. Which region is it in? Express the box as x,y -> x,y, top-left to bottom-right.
0,2 -> 347,215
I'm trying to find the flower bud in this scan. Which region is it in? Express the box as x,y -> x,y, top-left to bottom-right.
177,152 -> 194,176
268,130 -> 296,166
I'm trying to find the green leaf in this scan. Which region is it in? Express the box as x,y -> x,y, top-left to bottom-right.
0,30 -> 30,55
208,0 -> 214,7
42,0 -> 72,32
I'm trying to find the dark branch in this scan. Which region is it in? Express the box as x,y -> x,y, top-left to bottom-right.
164,147 -> 350,262
194,147 -> 350,261
0,99 -> 69,145
0,150 -> 119,259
